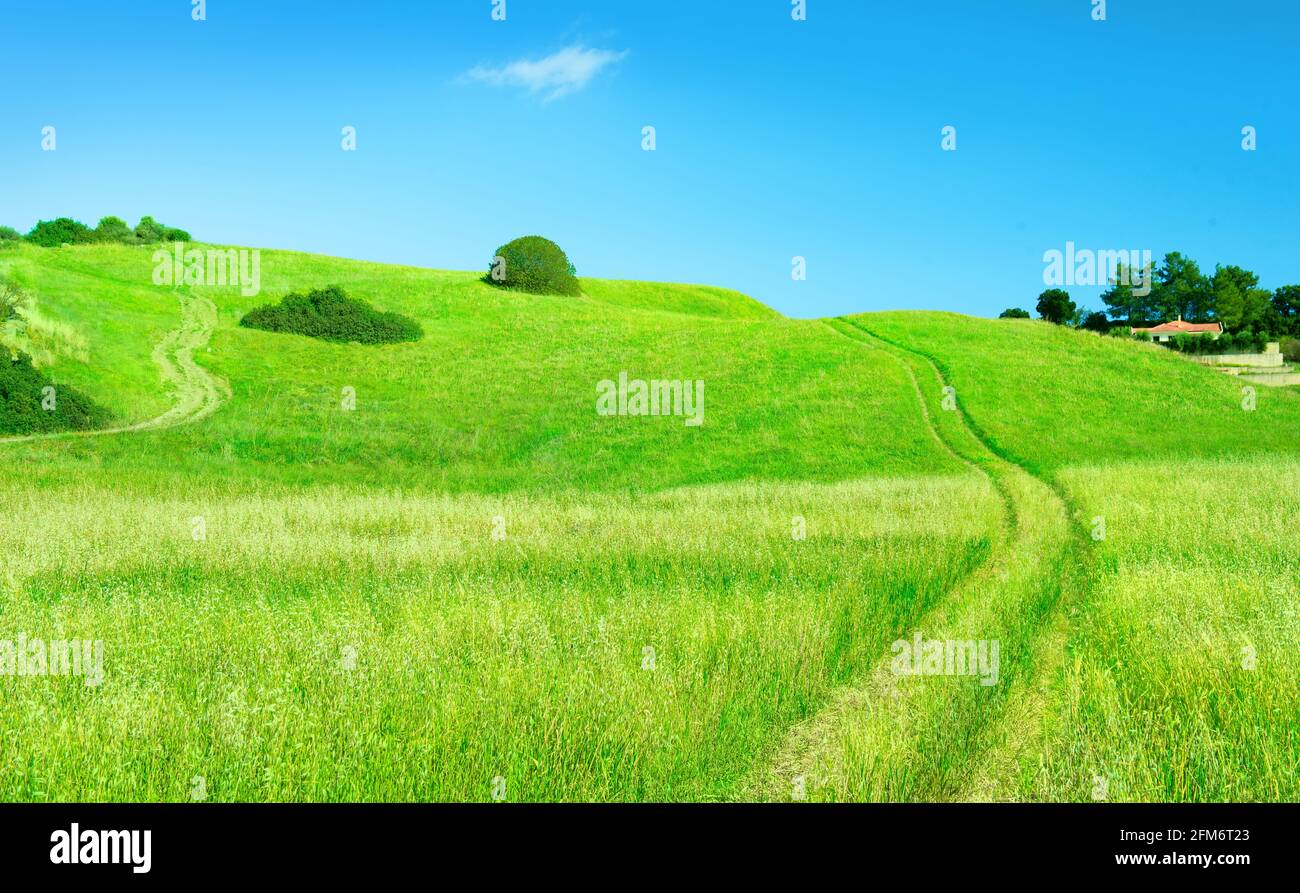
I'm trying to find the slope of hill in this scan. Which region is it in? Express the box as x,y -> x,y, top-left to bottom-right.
1,243 -> 960,491
0,243 -> 1004,801
850,311 -> 1300,475
1,243 -> 1294,803
821,313 -> 1299,803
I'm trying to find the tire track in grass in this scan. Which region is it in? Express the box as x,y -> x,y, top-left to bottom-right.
846,320 -> 1098,802
743,317 -> 1010,801
755,318 -> 1076,802
0,288 -> 229,446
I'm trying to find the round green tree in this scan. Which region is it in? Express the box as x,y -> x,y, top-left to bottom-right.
1036,288 -> 1077,325
1081,311 -> 1111,333
94,216 -> 134,243
489,236 -> 580,297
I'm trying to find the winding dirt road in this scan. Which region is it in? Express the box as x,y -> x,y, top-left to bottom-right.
0,289 -> 229,446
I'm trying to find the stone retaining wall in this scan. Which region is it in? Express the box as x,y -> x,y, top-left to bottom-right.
1240,372 -> 1300,386
1191,351 -> 1284,368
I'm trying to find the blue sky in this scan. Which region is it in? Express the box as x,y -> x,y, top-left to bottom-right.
2,0 -> 1297,319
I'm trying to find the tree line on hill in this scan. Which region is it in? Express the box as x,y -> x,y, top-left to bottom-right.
1000,251 -> 1300,341
0,215 -> 191,248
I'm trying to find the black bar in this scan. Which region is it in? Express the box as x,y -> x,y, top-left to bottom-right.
0,802 -> 1289,880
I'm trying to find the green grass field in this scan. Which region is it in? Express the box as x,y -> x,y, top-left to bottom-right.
1,242 -> 1295,802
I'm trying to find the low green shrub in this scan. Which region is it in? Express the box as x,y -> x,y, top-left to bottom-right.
0,226 -> 21,243
1240,330 -> 1268,353
1157,328 -> 1270,356
26,218 -> 94,247
1282,338 -> 1300,364
133,216 -> 166,243
133,216 -> 191,242
239,285 -> 423,345
93,216 -> 134,243
487,236 -> 581,297
129,217 -> 190,243
0,352 -> 113,435
1,280 -> 27,324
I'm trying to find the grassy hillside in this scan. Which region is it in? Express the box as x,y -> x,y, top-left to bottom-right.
1,243 -> 959,490
821,313 -> 1299,802
1,246 -> 177,422
852,311 -> 1300,475
1,243 -> 1294,802
0,243 -> 1000,801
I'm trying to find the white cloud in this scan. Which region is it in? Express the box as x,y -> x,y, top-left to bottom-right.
464,44 -> 628,103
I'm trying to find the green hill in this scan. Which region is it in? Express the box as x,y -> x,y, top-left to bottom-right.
1,243 -> 959,490
851,310 -> 1300,474
0,242 -> 1294,803
0,243 -> 997,801
10,244 -> 1296,486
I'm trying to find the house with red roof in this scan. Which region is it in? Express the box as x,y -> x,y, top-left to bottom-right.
1130,317 -> 1223,343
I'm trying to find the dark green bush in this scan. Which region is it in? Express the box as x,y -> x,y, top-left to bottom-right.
1081,311 -> 1110,333
488,236 -> 580,297
0,352 -> 113,435
1207,330 -> 1263,354
1281,338 -> 1300,363
94,216 -> 134,243
1157,328 -> 1274,356
125,216 -> 189,243
1,280 -> 27,323
239,285 -> 423,345
25,218 -> 94,247
127,216 -> 188,243
133,216 -> 166,243
998,307 -> 1031,319
0,226 -> 20,242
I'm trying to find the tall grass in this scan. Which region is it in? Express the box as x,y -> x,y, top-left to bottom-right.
0,476 -> 998,801
761,321 -> 1073,801
1023,457 -> 1300,801
850,313 -> 1300,802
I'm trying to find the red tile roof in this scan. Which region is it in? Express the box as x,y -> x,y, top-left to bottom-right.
1131,319 -> 1223,335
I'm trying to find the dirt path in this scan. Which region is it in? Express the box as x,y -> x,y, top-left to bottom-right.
0,289 -> 229,446
750,318 -> 1077,802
